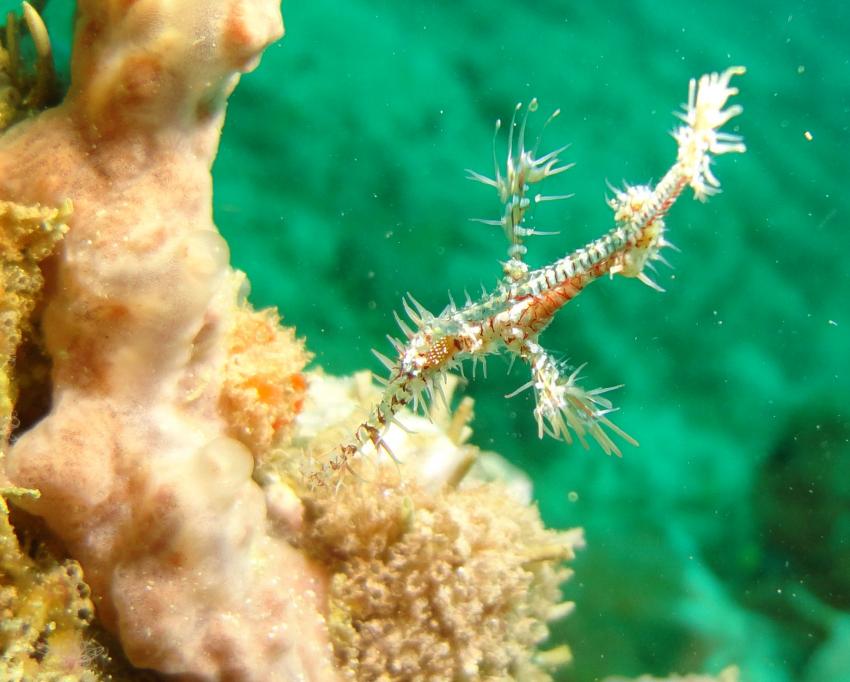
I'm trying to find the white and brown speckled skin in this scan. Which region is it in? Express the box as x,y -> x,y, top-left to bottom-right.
1,1 -> 339,679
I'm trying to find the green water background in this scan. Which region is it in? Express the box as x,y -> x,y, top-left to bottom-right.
32,1 -> 850,680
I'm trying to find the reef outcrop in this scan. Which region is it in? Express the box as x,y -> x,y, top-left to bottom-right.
1,1 -> 336,679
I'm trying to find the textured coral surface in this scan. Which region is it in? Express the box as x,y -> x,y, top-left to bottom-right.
0,490 -> 97,680
0,3 -> 590,679
309,478 -> 581,681
0,198 -> 69,443
0,1 -> 336,679
280,372 -> 583,681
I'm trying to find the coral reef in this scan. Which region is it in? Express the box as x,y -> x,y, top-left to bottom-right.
0,9 -> 102,678
310,478 -> 580,681
282,372 -> 582,681
0,1 -> 579,680
0,488 -> 98,680
0,198 -> 69,445
220,294 -> 311,459
1,0 -> 337,679
0,2 -> 745,681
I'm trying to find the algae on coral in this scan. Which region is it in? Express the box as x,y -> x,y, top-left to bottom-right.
0,198 -> 69,445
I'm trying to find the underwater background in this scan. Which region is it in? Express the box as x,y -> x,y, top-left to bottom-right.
31,1 -> 850,680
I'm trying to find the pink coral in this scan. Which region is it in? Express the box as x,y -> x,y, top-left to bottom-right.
0,1 -> 338,679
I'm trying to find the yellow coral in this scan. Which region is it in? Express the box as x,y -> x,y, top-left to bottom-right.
0,488 -> 99,680
0,40 -> 16,127
604,667 -> 741,682
0,198 -> 70,444
273,371 -> 582,679
220,294 -> 312,458
304,465 -> 582,681
0,195 -> 97,679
